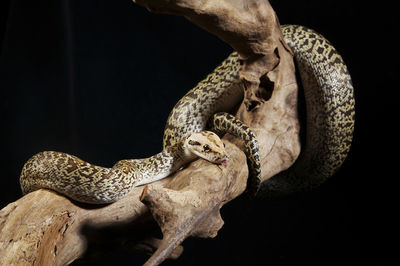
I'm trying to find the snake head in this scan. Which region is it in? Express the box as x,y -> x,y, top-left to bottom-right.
185,131 -> 227,164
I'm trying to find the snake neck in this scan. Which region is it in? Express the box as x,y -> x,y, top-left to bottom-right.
114,137 -> 195,187
163,52 -> 242,149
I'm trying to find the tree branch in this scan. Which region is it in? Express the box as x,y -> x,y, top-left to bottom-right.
0,0 -> 300,265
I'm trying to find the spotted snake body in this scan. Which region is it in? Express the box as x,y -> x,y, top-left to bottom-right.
20,25 -> 355,203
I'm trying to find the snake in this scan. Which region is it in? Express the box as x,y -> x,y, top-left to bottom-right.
19,25 -> 355,203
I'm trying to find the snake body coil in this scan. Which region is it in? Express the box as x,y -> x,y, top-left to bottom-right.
258,25 -> 355,197
20,25 -> 355,203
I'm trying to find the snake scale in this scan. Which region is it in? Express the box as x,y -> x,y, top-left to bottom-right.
20,25 -> 355,203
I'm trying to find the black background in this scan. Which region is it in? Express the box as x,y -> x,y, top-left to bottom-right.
0,0 -> 395,265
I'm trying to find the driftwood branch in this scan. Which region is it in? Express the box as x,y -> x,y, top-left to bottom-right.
0,0 -> 300,265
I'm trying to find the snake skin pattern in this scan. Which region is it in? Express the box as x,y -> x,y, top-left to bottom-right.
20,131 -> 227,203
20,25 -> 355,203
163,52 -> 242,149
257,25 -> 355,198
163,24 -> 354,197
210,112 -> 261,195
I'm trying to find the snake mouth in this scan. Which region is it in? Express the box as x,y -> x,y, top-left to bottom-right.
216,156 -> 228,167
220,159 -> 228,167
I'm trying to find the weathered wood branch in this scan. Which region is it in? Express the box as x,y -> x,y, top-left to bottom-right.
0,0 -> 300,265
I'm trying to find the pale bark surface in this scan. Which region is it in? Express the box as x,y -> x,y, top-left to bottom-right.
0,0 -> 300,265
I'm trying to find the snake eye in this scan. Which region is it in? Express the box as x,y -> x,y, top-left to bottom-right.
203,144 -> 211,151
